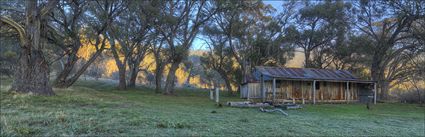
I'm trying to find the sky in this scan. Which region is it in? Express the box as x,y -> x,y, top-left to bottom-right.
263,0 -> 284,12
191,0 -> 284,51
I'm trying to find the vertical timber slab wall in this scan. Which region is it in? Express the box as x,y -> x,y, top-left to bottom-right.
353,83 -> 359,100
286,81 -> 291,100
249,83 -> 262,98
250,80 -> 361,102
240,85 -> 247,98
265,80 -> 273,100
302,81 -> 311,102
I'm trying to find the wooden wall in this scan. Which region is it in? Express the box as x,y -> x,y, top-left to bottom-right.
240,83 -> 262,98
241,80 -> 360,101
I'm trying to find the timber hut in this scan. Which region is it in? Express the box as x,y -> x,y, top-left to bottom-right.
240,66 -> 376,104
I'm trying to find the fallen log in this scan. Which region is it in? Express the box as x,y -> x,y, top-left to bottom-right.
227,101 -> 270,108
276,104 -> 303,110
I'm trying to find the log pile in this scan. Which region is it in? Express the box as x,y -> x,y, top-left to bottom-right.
227,101 -> 271,108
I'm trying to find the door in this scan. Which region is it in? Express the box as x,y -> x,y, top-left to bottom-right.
292,81 -> 302,99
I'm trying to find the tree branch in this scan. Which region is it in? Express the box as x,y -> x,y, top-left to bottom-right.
0,16 -> 26,45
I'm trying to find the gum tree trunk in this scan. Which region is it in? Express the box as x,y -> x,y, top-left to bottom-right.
116,64 -> 127,90
10,50 -> 54,96
53,49 -> 79,87
371,51 -> 388,100
164,62 -> 179,95
154,61 -> 164,93
381,80 -> 390,99
109,39 -> 127,90
53,48 -> 104,88
7,0 -> 57,95
304,50 -> 312,68
153,42 -> 165,93
127,64 -> 139,88
127,55 -> 145,88
218,70 -> 233,94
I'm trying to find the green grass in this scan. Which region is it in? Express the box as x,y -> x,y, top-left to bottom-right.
1,78 -> 424,136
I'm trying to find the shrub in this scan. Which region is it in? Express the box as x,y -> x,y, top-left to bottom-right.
156,122 -> 168,128
394,89 -> 425,104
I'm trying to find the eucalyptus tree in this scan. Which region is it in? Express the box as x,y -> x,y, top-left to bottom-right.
224,1 -> 279,82
107,0 -> 154,89
201,25 -> 238,93
0,0 -> 57,95
0,7 -> 20,77
285,1 -> 352,68
203,0 -> 294,88
405,53 -> 425,103
199,1 -> 294,94
206,0 -> 251,84
48,0 -> 125,88
48,0 -> 88,88
182,60 -> 193,86
152,38 -> 167,93
125,5 -> 157,88
412,15 -> 425,46
153,0 -> 221,94
328,34 -> 371,73
238,2 -> 298,70
247,15 -> 295,68
137,1 -> 167,93
353,0 -> 425,99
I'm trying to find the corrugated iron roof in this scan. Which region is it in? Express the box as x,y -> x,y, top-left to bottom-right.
255,66 -> 361,81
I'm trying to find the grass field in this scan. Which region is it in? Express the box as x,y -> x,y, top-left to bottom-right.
1,78 -> 424,136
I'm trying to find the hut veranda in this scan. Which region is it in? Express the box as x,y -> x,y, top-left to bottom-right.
240,66 -> 377,104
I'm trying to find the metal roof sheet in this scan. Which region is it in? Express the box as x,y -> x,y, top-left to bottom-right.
255,66 -> 361,81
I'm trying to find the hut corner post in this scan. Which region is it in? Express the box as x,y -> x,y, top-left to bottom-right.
261,74 -> 265,102
272,78 -> 276,102
239,85 -> 242,98
374,82 -> 377,104
313,80 -> 316,104
346,82 -> 350,104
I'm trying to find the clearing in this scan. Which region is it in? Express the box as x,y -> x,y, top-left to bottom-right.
0,79 -> 424,136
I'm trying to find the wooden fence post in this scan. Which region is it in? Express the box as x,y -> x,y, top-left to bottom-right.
210,89 -> 214,100
215,88 -> 219,104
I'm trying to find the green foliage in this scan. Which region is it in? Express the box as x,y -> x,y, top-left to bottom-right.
285,1 -> 353,68
2,50 -> 17,58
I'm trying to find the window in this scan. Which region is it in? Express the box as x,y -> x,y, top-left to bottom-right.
315,82 -> 320,90
276,80 -> 281,88
276,80 -> 286,88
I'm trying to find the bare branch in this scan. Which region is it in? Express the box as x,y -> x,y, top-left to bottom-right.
0,16 -> 26,45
